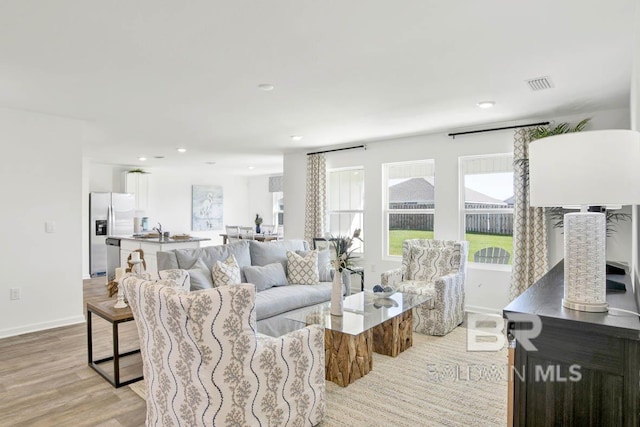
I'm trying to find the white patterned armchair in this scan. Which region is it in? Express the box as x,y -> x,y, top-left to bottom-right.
381,239 -> 468,336
123,277 -> 326,426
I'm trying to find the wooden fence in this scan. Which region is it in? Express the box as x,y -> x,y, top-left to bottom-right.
464,213 -> 513,235
388,203 -> 513,235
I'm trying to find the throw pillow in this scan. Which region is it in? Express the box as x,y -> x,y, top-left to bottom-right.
296,249 -> 332,282
212,254 -> 242,287
243,263 -> 288,292
186,258 -> 214,291
286,250 -> 319,285
407,246 -> 455,282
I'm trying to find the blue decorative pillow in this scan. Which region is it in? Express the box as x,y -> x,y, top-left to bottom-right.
186,258 -> 214,290
243,262 -> 288,292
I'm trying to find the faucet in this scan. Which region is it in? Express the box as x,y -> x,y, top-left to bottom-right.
153,223 -> 162,238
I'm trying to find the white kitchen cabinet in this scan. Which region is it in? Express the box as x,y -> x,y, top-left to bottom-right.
119,238 -> 208,276
124,172 -> 149,212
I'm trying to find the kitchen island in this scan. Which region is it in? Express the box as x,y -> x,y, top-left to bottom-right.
118,235 -> 210,275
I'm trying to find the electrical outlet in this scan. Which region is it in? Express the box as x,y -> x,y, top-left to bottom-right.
10,288 -> 20,300
45,221 -> 56,233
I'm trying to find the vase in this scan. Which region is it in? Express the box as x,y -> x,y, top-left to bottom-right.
331,270 -> 343,316
256,225 -> 261,234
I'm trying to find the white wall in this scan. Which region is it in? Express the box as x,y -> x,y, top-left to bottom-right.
632,1 -> 640,289
0,108 -> 85,338
284,107 -> 631,313
248,175 -> 277,227
86,164 -> 254,251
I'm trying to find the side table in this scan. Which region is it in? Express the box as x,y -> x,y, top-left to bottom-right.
87,300 -> 143,388
346,266 -> 365,291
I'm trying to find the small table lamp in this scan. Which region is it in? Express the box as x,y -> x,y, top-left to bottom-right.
529,129 -> 640,312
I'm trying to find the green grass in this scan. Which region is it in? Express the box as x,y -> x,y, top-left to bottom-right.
388,230 -> 513,264
388,230 -> 434,255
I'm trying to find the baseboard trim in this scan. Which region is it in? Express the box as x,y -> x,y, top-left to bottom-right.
465,305 -> 502,315
0,315 -> 86,339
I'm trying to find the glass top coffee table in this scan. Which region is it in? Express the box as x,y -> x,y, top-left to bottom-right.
286,291 -> 431,387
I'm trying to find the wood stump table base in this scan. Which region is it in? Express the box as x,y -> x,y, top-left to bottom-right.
325,328 -> 373,387
373,310 -> 413,357
324,310 -> 414,387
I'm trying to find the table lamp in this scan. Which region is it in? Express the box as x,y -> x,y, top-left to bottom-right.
529,129 -> 640,312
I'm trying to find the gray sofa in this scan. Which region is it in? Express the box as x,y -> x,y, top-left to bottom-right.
157,239 -> 349,336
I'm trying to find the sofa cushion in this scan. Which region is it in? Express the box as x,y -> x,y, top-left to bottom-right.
297,249 -> 332,282
396,280 -> 436,309
186,258 -> 214,291
254,282 -> 332,321
407,246 -> 455,281
287,250 -> 319,285
171,240 -> 252,282
243,262 -> 288,291
212,255 -> 242,286
249,240 -> 309,274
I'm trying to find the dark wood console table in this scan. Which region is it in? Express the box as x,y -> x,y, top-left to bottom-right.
503,261 -> 640,426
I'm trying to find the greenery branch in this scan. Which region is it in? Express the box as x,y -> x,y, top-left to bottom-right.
330,229 -> 363,272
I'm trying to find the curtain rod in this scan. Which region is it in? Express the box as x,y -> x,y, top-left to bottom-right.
307,145 -> 366,156
448,121 -> 550,139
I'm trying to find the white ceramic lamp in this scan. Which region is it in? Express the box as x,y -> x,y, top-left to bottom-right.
529,129 -> 640,312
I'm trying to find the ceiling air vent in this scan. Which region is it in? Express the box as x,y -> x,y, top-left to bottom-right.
526,76 -> 553,91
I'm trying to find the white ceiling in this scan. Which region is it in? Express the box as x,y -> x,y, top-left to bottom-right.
0,0 -> 636,175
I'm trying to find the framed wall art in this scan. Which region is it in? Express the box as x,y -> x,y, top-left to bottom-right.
192,185 -> 223,231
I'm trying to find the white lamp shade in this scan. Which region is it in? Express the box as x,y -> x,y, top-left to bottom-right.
529,130 -> 640,207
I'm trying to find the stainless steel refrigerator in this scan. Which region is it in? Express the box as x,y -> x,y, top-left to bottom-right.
89,192 -> 136,277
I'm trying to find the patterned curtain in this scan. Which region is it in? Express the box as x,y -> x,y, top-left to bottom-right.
509,128 -> 548,300
304,154 -> 326,243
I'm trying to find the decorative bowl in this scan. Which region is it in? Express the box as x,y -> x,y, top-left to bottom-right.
373,290 -> 396,298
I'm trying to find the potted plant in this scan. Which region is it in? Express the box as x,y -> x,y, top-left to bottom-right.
254,214 -> 263,234
330,228 -> 363,273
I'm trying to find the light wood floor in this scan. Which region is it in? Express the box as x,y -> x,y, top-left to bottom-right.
0,277 -> 147,427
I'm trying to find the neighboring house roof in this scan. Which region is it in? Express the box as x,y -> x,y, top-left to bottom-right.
389,177 -> 510,205
464,188 -> 507,205
389,178 -> 435,203
503,195 -> 516,206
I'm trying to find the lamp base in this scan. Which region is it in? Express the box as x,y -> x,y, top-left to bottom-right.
563,212 -> 607,312
562,298 -> 608,313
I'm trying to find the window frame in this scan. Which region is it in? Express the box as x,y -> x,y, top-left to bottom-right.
326,166 -> 365,255
272,191 -> 284,227
383,159 -> 436,260
458,153 -> 514,271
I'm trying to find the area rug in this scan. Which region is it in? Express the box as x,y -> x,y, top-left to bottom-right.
130,326 -> 507,426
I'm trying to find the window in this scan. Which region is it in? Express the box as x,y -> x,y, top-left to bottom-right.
272,191 -> 284,226
327,167 -> 364,244
269,176 -> 284,227
459,154 -> 514,266
383,160 -> 436,257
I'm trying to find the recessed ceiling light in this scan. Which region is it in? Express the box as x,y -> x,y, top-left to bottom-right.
205,161 -> 216,165
290,135 -> 303,141
248,166 -> 255,170
177,148 -> 187,153
477,101 -> 495,109
138,157 -> 147,161
258,83 -> 274,91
